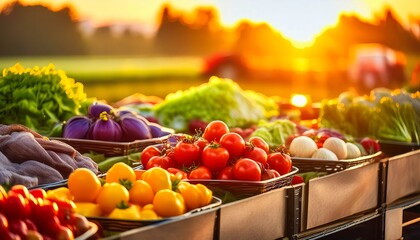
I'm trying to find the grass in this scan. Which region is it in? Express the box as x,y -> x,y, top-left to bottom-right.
0,55 -> 204,82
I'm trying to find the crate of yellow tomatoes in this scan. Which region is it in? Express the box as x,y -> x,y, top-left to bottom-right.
46,162 -> 221,233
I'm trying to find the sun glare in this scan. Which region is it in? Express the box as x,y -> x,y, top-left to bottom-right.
2,0 -> 418,48
291,94 -> 309,108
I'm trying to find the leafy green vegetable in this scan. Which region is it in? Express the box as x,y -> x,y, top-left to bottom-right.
372,97 -> 420,143
152,76 -> 278,132
0,63 -> 94,135
250,119 -> 297,149
320,88 -> 420,144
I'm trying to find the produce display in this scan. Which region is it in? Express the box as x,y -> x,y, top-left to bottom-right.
152,76 -> 279,132
0,63 -> 93,136
47,163 -> 215,223
0,184 -> 93,239
1,62 -> 419,239
140,120 -> 294,182
320,88 -> 420,144
62,101 -> 172,142
0,124 -> 98,188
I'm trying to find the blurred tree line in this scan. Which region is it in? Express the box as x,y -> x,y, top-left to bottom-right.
0,1 -> 419,58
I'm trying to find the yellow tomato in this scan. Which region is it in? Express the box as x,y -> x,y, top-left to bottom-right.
75,202 -> 103,217
134,169 -> 146,180
177,182 -> 204,211
129,180 -> 154,206
141,167 -> 172,194
140,209 -> 160,220
142,204 -> 154,210
108,205 -> 141,220
96,182 -> 130,214
196,184 -> 213,206
68,168 -> 101,202
105,162 -> 136,184
46,187 -> 74,202
153,189 -> 185,218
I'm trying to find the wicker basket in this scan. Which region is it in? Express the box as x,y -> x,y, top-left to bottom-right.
187,166 -> 298,198
87,196 -> 222,232
52,134 -> 173,157
291,151 -> 384,174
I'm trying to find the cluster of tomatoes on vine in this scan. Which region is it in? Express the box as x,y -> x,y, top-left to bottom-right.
140,120 -> 293,182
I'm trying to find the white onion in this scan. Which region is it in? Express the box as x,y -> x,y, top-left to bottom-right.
289,136 -> 318,158
311,148 -> 338,160
346,142 -> 362,159
323,137 -> 348,159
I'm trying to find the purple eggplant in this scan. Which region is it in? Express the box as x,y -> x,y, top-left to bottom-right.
90,112 -> 122,142
119,115 -> 152,142
148,122 -> 164,138
88,102 -> 115,119
62,116 -> 92,139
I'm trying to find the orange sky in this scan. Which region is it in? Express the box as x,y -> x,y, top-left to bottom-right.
1,0 -> 419,48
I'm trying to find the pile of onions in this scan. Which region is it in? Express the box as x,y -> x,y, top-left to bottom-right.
63,102 -> 170,142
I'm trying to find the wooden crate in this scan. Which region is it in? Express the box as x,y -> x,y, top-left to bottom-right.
218,186 -> 291,240
386,149 -> 420,204
109,208 -> 219,240
301,162 -> 381,230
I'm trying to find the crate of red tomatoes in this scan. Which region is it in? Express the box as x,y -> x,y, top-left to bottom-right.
140,120 -> 299,200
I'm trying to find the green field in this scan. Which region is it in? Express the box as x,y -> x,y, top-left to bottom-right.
0,55 -> 204,81
1,54 -> 418,103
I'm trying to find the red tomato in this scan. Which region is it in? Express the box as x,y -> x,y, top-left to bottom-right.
8,185 -> 30,199
202,144 -> 229,172
8,219 -> 28,239
242,128 -> 255,140
217,166 -> 234,180
229,127 -> 244,137
188,166 -> 212,180
242,147 -> 268,166
219,132 -> 246,159
146,155 -> 175,170
55,225 -> 74,240
141,146 -> 161,167
0,213 -> 8,232
360,137 -> 381,155
315,133 -> 331,148
164,146 -> 175,159
167,168 -> 188,180
248,136 -> 270,154
32,200 -> 60,236
23,219 -> 37,231
53,199 -> 76,224
267,152 -> 292,175
202,120 -> 229,142
261,169 -> 281,180
195,137 -> 209,155
292,175 -> 304,185
173,141 -> 200,167
232,158 -> 262,181
188,119 -> 208,135
39,216 -> 61,238
29,188 -> 47,200
285,134 -> 299,148
3,194 -> 31,220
